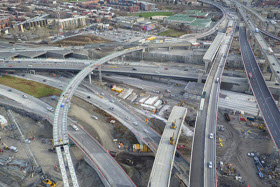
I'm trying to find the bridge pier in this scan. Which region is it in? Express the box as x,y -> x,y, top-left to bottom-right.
83,154 -> 110,187
88,74 -> 92,84
98,66 -> 102,84
270,72 -> 275,81
197,72 -> 203,83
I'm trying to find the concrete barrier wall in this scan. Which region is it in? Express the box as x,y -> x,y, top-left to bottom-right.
126,51 -> 204,65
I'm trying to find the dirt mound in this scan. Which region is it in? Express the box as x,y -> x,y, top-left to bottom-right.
56,34 -> 112,46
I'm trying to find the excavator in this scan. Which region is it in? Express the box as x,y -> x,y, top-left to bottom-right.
171,119 -> 176,129
169,133 -> 175,145
2,142 -> 9,150
41,175 -> 57,187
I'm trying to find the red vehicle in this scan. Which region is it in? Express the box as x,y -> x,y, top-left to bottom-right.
248,73 -> 253,79
164,68 -> 168,70
9,65 -> 12,67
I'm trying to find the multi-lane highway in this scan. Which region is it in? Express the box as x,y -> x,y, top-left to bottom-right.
239,26 -> 280,149
234,1 -> 280,82
189,5 -> 236,186
0,84 -> 136,187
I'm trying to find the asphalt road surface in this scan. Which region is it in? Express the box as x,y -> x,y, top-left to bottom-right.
239,26 -> 280,149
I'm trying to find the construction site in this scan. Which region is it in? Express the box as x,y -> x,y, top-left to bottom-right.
216,108 -> 280,187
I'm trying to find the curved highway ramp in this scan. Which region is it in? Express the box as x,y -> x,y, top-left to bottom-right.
148,106 -> 188,187
239,26 -> 280,149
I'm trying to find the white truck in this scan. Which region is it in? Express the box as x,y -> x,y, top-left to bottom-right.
268,47 -> 273,54
255,28 -> 259,33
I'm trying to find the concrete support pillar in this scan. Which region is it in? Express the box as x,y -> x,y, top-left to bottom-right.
98,66 -> 102,84
262,62 -> 268,73
168,46 -> 170,51
204,61 -> 209,72
30,70 -> 36,75
88,74 -> 92,84
141,51 -> 144,61
270,72 -> 276,81
197,72 -> 203,83
266,23 -> 269,31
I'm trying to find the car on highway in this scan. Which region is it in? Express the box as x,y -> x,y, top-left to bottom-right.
248,73 -> 253,79
87,96 -> 91,99
22,95 -> 27,99
43,79 -> 47,82
101,92 -> 105,96
208,161 -> 213,169
8,89 -> 12,92
164,68 -> 168,70
209,133 -> 213,139
216,78 -> 220,83
133,122 -> 138,126
109,107 -> 114,110
110,100 -> 114,103
92,115 -> 98,120
132,68 -> 137,71
143,129 -> 148,133
154,71 -> 160,74
125,116 -> 129,120
9,65 -> 12,67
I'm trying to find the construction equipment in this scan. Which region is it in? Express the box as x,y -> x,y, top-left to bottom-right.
42,175 -> 56,187
53,165 -> 60,172
125,159 -> 134,166
0,137 -> 2,142
2,142 -> 8,150
171,119 -> 176,129
239,114 -> 248,122
169,133 -> 175,145
48,146 -> 56,153
177,99 -> 186,106
224,113 -> 231,121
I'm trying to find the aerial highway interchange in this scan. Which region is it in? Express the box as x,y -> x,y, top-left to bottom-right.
0,0 -> 280,187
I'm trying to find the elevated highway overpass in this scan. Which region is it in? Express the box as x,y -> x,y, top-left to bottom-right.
189,5 -> 236,187
148,106 -> 187,187
235,3 -> 280,82
234,1 -> 280,32
257,27 -> 280,42
239,26 -> 280,149
0,1 -> 228,184
0,85 -> 136,187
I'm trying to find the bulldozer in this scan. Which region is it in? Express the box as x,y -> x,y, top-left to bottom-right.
169,133 -> 175,145
171,119 -> 176,129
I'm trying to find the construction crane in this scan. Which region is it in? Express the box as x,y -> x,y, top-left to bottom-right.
169,133 -> 175,145
171,119 -> 176,129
